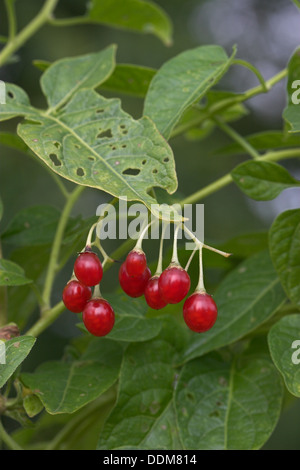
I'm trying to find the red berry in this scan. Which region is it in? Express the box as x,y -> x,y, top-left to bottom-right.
74,251 -> 103,286
158,266 -> 190,304
82,298 -> 115,336
62,280 -> 92,313
144,276 -> 168,310
183,292 -> 218,333
125,250 -> 147,277
119,262 -> 151,298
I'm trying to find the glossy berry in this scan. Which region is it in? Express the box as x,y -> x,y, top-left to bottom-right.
125,249 -> 147,277
82,298 -> 115,336
158,266 -> 190,304
144,276 -> 168,310
183,292 -> 218,333
74,251 -> 103,286
62,280 -> 92,313
119,262 -> 151,298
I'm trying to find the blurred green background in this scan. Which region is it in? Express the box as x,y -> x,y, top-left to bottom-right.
0,0 -> 300,449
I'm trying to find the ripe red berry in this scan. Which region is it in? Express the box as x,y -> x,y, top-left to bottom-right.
144,276 -> 168,310
125,249 -> 147,277
158,266 -> 190,304
82,298 -> 115,336
62,280 -> 92,313
119,262 -> 151,298
74,251 -> 103,286
183,292 -> 218,333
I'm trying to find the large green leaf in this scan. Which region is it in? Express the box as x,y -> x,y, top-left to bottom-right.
41,46 -> 116,111
98,320 -> 186,449
0,51 -> 177,217
21,338 -> 122,414
217,131 -> 300,156
0,259 -> 32,286
0,336 -> 36,388
87,0 -> 172,45
231,160 -> 300,201
175,350 -> 283,450
182,251 -> 286,363
144,45 -> 236,139
268,314 -> 300,397
283,47 -> 300,132
269,209 -> 300,307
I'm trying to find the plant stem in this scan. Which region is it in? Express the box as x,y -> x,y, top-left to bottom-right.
180,147 -> 300,206
42,185 -> 84,308
26,301 -> 65,337
214,117 -> 260,160
233,59 -> 268,92
0,0 -> 59,67
4,0 -> 17,41
0,419 -> 23,450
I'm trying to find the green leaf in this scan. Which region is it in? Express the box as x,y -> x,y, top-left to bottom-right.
40,46 -> 116,111
78,294 -> 162,342
217,131 -> 300,156
182,251 -> 287,363
283,47 -> 300,132
231,160 -> 300,201
0,195 -> 3,222
175,350 -> 283,450
21,338 -> 122,414
87,0 -> 172,46
269,209 -> 300,307
2,206 -> 61,246
23,394 -> 44,418
144,45 -> 236,139
101,64 -> 156,97
292,0 -> 300,8
268,314 -> 300,397
0,83 -> 39,122
0,259 -> 32,286
98,320 -> 186,449
0,131 -> 31,155
0,336 -> 36,388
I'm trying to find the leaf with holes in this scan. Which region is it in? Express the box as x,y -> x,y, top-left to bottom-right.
268,314 -> 300,397
231,161 -> 300,201
0,336 -> 36,389
175,350 -> 283,450
182,251 -> 287,363
269,209 -> 300,307
144,45 -> 236,139
21,338 -> 122,414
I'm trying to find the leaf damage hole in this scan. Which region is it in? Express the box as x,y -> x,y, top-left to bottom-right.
53,141 -> 61,149
76,168 -> 85,177
98,129 -> 112,139
122,130 -> 128,135
96,109 -> 104,113
142,160 -> 146,165
74,144 -> 81,149
49,153 -> 61,167
88,156 -> 95,161
152,168 -> 158,174
122,144 -> 127,148
122,168 -> 140,176
120,125 -> 126,129
164,157 -> 169,163
7,91 -> 14,99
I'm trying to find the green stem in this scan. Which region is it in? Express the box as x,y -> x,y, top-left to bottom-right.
48,16 -> 89,27
26,301 -> 65,337
0,0 -> 59,67
4,0 -> 17,41
180,147 -> 300,206
214,117 -> 260,160
42,185 -> 84,307
233,59 -> 268,92
0,419 -> 23,450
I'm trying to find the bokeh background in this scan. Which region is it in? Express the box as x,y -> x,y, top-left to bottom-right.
0,0 -> 300,449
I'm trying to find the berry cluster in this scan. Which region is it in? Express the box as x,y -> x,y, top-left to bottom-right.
119,247 -> 218,333
62,221 -> 228,337
63,249 -> 115,337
